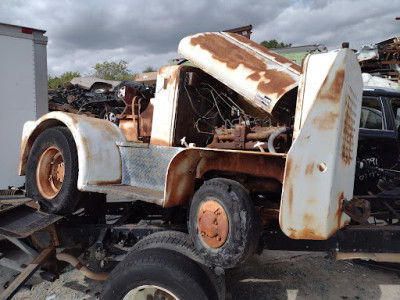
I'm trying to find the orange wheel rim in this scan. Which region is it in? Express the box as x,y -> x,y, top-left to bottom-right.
197,200 -> 229,248
36,146 -> 64,199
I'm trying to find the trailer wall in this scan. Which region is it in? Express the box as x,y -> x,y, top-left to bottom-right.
0,23 -> 48,189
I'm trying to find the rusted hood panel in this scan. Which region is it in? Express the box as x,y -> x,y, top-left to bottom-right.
178,32 -> 301,116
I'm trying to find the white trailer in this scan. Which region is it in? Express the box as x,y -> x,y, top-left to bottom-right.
0,23 -> 48,190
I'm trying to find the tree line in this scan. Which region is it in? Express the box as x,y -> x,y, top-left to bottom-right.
48,60 -> 156,89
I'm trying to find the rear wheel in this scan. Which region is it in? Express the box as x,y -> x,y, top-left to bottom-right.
130,230 -> 225,300
130,230 -> 201,263
101,248 -> 218,300
26,126 -> 81,214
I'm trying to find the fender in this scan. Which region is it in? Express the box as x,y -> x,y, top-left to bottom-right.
19,112 -> 126,190
163,147 -> 286,207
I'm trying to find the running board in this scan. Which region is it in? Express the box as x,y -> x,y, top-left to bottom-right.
82,184 -> 164,206
0,196 -> 62,238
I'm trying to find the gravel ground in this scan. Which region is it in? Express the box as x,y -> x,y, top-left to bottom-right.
226,251 -> 400,299
1,241 -> 400,300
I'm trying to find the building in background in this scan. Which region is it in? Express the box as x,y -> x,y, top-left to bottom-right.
273,44 -> 328,65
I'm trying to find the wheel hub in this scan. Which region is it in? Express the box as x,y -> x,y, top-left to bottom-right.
36,146 -> 64,199
197,200 -> 228,248
123,285 -> 178,300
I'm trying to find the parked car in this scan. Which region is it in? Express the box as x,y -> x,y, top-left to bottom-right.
356,87 -> 400,195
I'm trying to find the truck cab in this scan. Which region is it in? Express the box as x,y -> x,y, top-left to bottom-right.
21,31 -> 393,270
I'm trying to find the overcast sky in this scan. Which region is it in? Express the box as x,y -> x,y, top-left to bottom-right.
1,0 -> 399,77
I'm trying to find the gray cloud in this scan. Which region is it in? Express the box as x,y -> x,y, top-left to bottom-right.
1,0 -> 399,76
252,0 -> 400,49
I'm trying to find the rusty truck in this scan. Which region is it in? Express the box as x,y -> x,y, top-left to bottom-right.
6,31 -> 400,299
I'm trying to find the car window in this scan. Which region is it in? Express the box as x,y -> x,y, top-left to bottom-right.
390,98 -> 400,129
360,98 -> 383,129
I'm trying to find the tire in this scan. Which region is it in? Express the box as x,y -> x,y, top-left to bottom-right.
101,248 -> 218,300
188,178 -> 259,269
100,107 -> 119,125
130,230 -> 202,264
26,126 -> 81,214
130,230 -> 225,300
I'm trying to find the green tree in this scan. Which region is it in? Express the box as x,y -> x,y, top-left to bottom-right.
142,66 -> 157,73
90,60 -> 135,81
260,39 -> 292,49
48,71 -> 81,89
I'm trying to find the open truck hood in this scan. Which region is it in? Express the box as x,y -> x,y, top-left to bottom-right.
178,32 -> 301,116
280,48 -> 363,240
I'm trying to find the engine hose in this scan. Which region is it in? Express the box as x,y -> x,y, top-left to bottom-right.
268,127 -> 288,153
55,253 -> 109,281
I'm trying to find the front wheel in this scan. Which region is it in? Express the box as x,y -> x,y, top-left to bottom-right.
26,126 -> 81,214
188,178 -> 259,269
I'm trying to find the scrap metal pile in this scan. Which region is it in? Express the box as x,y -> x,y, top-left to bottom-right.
48,78 -> 155,124
357,37 -> 400,83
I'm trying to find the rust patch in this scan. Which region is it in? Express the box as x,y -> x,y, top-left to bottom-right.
168,66 -> 179,87
90,179 -> 121,185
139,102 -> 154,137
189,33 -> 298,98
36,146 -> 64,199
287,226 -> 324,240
119,119 -> 137,142
311,112 -> 339,130
158,65 -> 179,89
307,198 -> 316,205
19,135 -> 29,175
19,119 -> 64,175
165,149 -> 286,207
287,185 -> 293,218
341,87 -> 357,165
197,200 -> 229,248
247,72 -> 261,81
287,227 -> 297,238
70,117 -> 78,127
164,150 -> 201,207
196,151 -> 286,182
257,68 -> 298,99
80,136 -> 90,163
284,158 -> 294,217
190,34 -> 262,70
319,69 -> 345,103
336,191 -> 345,229
150,137 -> 170,146
286,213 -> 326,240
303,213 -> 315,226
225,32 -> 301,72
284,157 -> 293,180
305,163 -> 315,175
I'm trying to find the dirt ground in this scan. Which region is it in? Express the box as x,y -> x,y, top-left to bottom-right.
1,240 -> 400,300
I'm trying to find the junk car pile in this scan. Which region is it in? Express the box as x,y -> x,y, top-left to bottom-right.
48,78 -> 155,124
